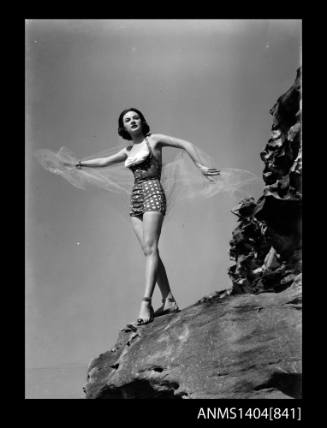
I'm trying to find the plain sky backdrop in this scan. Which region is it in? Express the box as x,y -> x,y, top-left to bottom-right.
25,19 -> 301,398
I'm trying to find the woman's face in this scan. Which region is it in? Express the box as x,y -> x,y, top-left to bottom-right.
123,111 -> 142,136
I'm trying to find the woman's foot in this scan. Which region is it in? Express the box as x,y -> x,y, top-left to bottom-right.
154,297 -> 180,317
137,298 -> 154,325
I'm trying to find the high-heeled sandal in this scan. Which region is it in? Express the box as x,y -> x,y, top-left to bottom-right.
154,297 -> 180,317
136,297 -> 154,325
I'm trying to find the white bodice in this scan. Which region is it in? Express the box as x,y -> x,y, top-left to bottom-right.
124,143 -> 150,168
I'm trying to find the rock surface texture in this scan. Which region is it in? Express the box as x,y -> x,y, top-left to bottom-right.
84,69 -> 302,399
85,279 -> 301,399
228,68 -> 302,295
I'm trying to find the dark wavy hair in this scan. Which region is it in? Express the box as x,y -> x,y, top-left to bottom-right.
118,108 -> 150,140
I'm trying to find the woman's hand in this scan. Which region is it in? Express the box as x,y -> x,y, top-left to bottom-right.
61,161 -> 75,168
197,163 -> 220,182
61,161 -> 83,169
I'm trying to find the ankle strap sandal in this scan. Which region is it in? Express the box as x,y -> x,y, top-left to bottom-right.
162,297 -> 176,303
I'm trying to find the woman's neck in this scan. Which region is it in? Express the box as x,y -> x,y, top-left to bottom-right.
131,133 -> 146,144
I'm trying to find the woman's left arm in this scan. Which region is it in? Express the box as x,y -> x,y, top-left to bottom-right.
154,134 -> 220,179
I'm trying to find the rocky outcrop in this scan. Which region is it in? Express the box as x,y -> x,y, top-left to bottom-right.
84,277 -> 301,399
84,70 -> 302,399
228,68 -> 302,294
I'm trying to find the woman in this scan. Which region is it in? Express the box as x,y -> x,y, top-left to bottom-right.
74,108 -> 220,325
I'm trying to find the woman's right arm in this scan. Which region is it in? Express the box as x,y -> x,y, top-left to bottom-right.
75,148 -> 127,168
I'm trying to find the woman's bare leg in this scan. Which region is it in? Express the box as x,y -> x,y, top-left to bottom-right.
130,213 -> 177,322
142,211 -> 162,295
130,215 -> 174,301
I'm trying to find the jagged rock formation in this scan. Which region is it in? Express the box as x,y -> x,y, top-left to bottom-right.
84,278 -> 301,399
84,70 -> 302,399
228,68 -> 302,294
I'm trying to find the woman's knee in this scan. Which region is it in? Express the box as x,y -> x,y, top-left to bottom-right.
143,241 -> 159,257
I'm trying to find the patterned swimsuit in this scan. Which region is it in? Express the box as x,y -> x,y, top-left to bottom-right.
126,137 -> 167,217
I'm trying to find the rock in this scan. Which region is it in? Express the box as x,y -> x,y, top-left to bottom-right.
84,283 -> 301,399
269,67 -> 301,132
228,68 -> 302,293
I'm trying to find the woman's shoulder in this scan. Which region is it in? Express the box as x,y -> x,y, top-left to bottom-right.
147,134 -> 163,152
147,133 -> 170,147
148,133 -> 165,141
